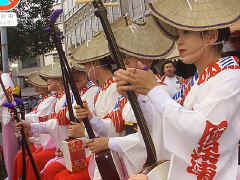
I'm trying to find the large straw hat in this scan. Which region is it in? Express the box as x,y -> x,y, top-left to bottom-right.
149,0 -> 240,38
69,60 -> 85,72
165,44 -> 179,60
72,15 -> 175,63
113,15 -> 175,59
28,72 -> 48,88
71,31 -> 111,64
39,63 -> 62,79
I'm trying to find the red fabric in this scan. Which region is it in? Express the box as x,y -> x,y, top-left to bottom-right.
13,143 -> 37,180
103,97 -> 128,133
54,156 -> 91,180
41,161 -> 66,180
26,147 -> 56,180
57,106 -> 70,125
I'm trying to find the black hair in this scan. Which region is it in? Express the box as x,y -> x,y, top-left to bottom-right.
202,27 -> 231,52
175,60 -> 196,79
99,55 -> 117,73
161,60 -> 176,75
216,27 -> 231,52
150,60 -> 160,74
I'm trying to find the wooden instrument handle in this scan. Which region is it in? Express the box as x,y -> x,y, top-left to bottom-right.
139,160 -> 168,175
95,150 -> 121,180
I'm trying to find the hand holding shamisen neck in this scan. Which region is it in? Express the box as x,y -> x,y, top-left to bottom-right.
114,61 -> 158,96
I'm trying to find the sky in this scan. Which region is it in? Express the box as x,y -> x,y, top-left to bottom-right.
0,0 -> 11,6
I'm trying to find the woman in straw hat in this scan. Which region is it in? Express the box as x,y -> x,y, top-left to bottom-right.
16,64 -> 67,180
43,62 -> 99,180
114,0 -> 240,179
71,14 -> 175,180
13,71 -> 57,180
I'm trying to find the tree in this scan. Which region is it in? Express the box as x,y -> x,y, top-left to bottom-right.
7,0 -> 56,59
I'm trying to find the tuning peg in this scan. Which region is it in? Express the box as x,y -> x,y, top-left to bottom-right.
75,0 -> 120,7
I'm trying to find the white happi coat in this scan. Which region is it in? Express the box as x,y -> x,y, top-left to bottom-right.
31,82 -> 98,151
89,77 -> 147,179
26,95 -> 56,148
31,91 -> 67,150
138,56 -> 240,180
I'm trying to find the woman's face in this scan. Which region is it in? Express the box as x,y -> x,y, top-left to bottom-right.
83,62 -> 97,83
176,30 -> 205,64
47,79 -> 58,92
34,86 -> 48,96
72,71 -> 88,90
124,55 -> 152,68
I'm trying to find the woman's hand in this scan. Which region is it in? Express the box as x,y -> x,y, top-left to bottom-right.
86,137 -> 109,153
74,102 -> 92,121
128,174 -> 148,180
68,122 -> 85,138
55,149 -> 63,157
114,61 -> 158,96
15,121 -> 31,139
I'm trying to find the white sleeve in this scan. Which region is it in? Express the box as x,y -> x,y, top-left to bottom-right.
36,97 -> 56,117
25,112 -> 39,123
108,133 -> 147,173
89,115 -> 109,137
145,71 -> 240,163
122,102 -> 136,123
0,92 -> 6,105
31,118 -> 58,138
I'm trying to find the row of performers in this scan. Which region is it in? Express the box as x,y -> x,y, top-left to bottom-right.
1,0 -> 240,180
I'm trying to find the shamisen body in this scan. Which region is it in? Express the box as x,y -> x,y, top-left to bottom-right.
114,0 -> 240,179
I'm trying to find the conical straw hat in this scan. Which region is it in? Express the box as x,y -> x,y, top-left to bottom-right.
40,63 -> 62,79
114,15 -> 175,59
71,31 -> 111,64
72,15 -> 175,63
69,61 -> 85,72
149,0 -> 240,38
28,72 -> 48,88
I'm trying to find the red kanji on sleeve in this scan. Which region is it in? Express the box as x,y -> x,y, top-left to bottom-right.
187,120 -> 227,180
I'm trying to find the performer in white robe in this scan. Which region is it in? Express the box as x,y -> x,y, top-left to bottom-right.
13,71 -> 57,180
72,14 -> 175,180
39,63 -> 98,180
25,72 -> 56,148
0,73 -> 18,180
114,0 -> 240,179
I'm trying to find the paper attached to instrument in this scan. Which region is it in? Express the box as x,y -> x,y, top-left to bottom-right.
61,138 -> 87,172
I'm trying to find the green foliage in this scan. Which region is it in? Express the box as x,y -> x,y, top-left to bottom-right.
7,0 -> 56,59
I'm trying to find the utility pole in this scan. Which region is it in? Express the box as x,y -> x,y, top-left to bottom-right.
1,27 -> 9,73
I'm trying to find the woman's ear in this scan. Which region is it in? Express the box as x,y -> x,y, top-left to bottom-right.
203,30 -> 219,46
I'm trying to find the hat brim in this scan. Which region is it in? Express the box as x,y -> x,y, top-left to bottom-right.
149,0 -> 240,36
72,15 -> 176,63
40,64 -> 62,79
28,72 -> 48,88
71,31 -> 111,63
114,15 -> 175,60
